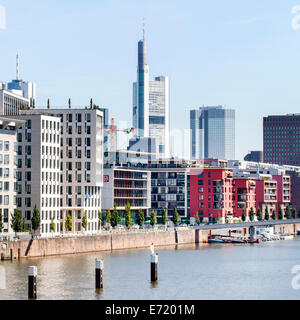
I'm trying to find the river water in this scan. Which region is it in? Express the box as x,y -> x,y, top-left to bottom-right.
0,238 -> 300,300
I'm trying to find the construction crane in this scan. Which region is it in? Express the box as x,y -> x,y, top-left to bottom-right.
104,118 -> 135,152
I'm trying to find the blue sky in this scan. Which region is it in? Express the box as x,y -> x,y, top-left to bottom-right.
1,0 -> 300,159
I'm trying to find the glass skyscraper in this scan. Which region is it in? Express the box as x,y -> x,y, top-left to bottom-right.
190,106 -> 235,160
132,30 -> 169,158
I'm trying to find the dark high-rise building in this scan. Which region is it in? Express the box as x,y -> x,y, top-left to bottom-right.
244,151 -> 264,163
263,114 -> 300,166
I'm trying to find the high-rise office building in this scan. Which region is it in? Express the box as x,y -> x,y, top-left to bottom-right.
190,106 -> 235,160
132,28 -> 169,158
0,79 -> 36,115
263,114 -> 300,166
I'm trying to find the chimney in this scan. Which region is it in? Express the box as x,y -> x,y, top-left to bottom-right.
47,99 -> 50,109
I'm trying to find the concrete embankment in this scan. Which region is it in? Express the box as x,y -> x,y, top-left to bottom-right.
0,229 -> 201,259
0,223 -> 299,260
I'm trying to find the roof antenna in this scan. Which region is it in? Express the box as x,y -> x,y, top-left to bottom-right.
90,98 -> 93,109
68,98 -> 71,109
16,54 -> 19,80
47,98 -> 50,109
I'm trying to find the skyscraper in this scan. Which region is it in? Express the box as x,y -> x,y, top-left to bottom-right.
263,114 -> 300,166
190,106 -> 235,160
132,27 -> 170,158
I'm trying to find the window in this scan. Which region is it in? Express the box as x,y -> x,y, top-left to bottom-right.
4,141 -> 9,151
198,180 -> 203,185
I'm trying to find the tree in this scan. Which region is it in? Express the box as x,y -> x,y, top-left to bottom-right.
249,208 -> 255,222
31,205 -> 41,233
0,210 -> 3,233
162,208 -> 167,226
111,205 -> 120,228
298,210 -> 300,219
106,210 -> 111,225
278,207 -> 283,220
195,212 -> 200,225
11,209 -> 23,234
150,210 -> 157,227
125,202 -> 132,229
292,208 -> 297,219
241,210 -> 246,222
136,209 -> 145,227
172,207 -> 180,225
50,218 -> 55,232
257,208 -> 262,221
82,212 -> 88,230
65,214 -> 72,232
285,205 -> 291,219
271,209 -> 277,220
265,206 -> 270,221
98,211 -> 103,229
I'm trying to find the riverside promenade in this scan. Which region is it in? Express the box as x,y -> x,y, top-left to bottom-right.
1,219 -> 300,260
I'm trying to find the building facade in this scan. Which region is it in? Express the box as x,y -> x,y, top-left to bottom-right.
0,117 -> 24,236
263,114 -> 300,166
20,107 -> 104,235
232,178 -> 256,220
9,114 -> 62,236
189,168 -> 233,223
190,106 -> 235,160
102,167 -> 151,218
149,159 -> 191,221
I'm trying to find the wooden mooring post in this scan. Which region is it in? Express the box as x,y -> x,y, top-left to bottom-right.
95,259 -> 104,289
28,266 -> 37,300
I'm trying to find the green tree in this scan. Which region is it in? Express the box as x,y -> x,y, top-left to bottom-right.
150,210 -> 157,227
257,208 -> 262,221
11,209 -> 23,234
82,212 -> 88,230
125,202 -> 132,229
0,210 -> 3,233
285,205 -> 291,219
136,209 -> 145,227
195,212 -> 200,225
111,204 -> 120,228
98,211 -> 103,228
278,207 -> 283,220
106,210 -> 111,225
172,207 -> 180,225
50,218 -> 55,232
65,214 -> 72,231
298,210 -> 300,219
249,208 -> 255,222
241,210 -> 246,222
162,208 -> 167,225
265,206 -> 270,221
271,209 -> 277,220
292,208 -> 297,219
31,205 -> 41,233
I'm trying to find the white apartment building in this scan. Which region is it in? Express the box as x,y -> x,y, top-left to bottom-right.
6,114 -> 62,236
0,117 -> 24,236
21,108 -> 104,234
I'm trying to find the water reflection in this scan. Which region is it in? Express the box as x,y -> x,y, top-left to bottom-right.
0,240 -> 299,300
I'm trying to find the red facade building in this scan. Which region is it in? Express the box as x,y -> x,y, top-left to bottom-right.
255,179 -> 277,216
190,168 -> 233,223
232,178 -> 256,219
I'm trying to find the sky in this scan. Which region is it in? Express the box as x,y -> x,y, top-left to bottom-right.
1,0 -> 300,160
